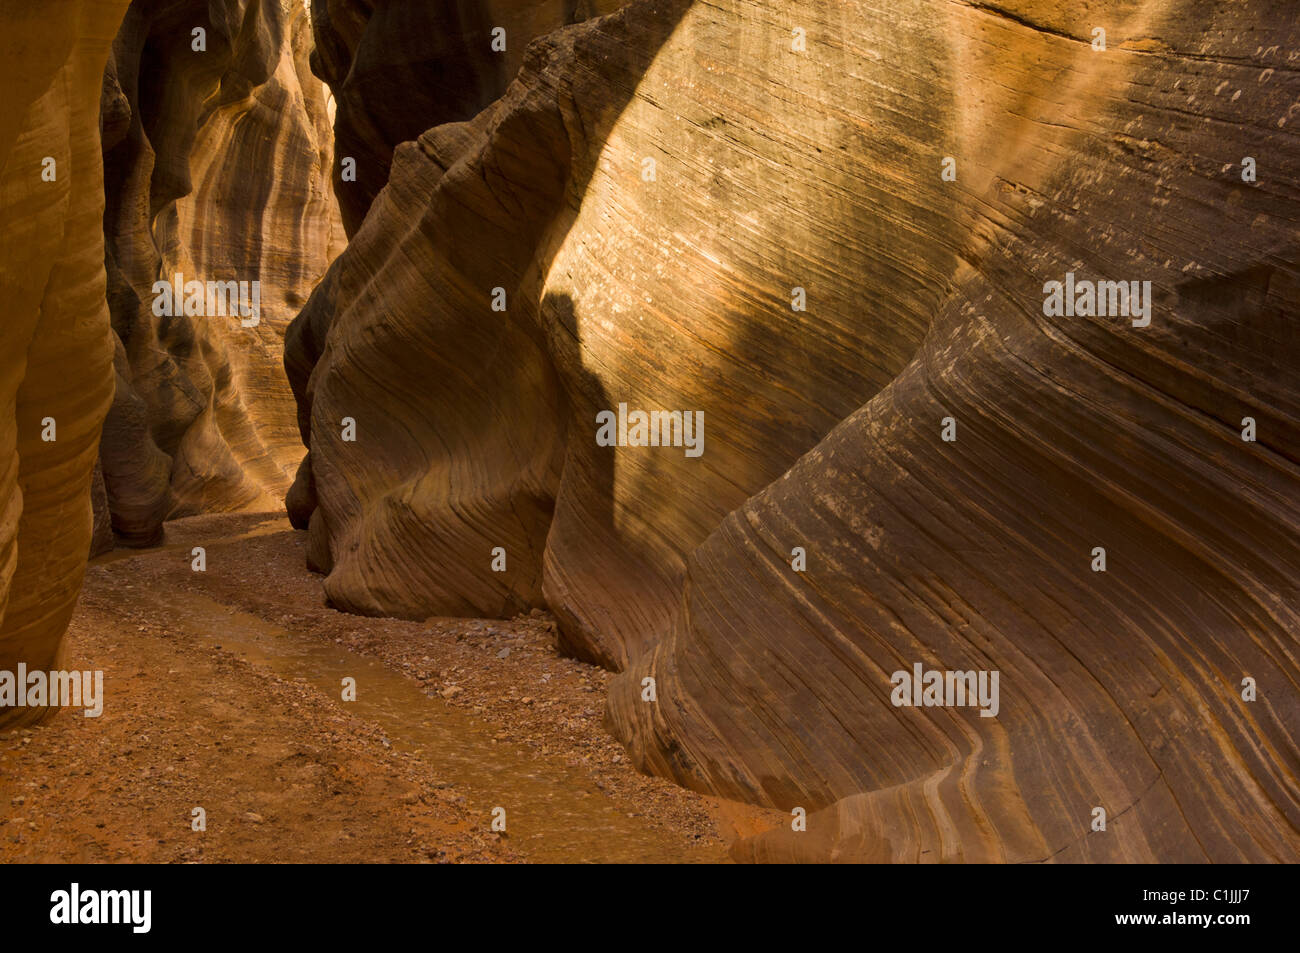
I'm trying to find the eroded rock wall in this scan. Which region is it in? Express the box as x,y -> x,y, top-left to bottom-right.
0,0 -> 130,727
99,0 -> 342,546
288,0 -> 967,667
286,0 -> 1300,861
310,0 -> 624,234
609,0 -> 1300,862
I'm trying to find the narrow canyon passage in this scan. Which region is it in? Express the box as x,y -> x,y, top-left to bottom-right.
0,513 -> 775,862
1,0 -> 1296,869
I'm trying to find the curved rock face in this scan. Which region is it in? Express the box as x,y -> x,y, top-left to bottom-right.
0,0 -> 129,727
310,0 -> 624,235
608,1 -> 1300,861
99,0 -> 342,546
288,0 -> 1300,861
289,0 -> 959,665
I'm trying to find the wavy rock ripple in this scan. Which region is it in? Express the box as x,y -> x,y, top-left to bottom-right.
287,0 -> 1300,861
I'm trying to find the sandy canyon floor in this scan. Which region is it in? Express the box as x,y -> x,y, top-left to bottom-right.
0,513 -> 780,863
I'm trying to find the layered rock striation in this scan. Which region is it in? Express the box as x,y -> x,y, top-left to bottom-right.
288,0 -> 1300,861
309,0 -> 624,235
289,0 -> 958,665
0,0 -> 130,726
99,0 -> 342,547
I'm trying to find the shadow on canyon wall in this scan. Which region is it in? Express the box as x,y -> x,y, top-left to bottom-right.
285,0 -> 1300,863
0,0 -> 1295,866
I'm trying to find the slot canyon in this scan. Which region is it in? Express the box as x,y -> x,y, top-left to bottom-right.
0,0 -> 1296,864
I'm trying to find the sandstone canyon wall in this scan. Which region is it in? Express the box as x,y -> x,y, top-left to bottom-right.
0,0 -> 130,727
286,0 -> 1300,862
1,0 -> 342,726
99,0 -> 342,548
310,0 -> 625,235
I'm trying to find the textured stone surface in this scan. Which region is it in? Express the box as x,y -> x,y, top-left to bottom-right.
288,0 -> 954,665
0,0 -> 129,727
609,0 -> 1300,862
288,0 -> 1299,860
99,0 -> 342,547
310,0 -> 623,234
89,461 -> 114,559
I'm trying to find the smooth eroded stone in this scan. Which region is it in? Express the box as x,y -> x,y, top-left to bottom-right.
609,0 -> 1300,862
0,0 -> 129,727
288,0 -> 961,666
286,0 -> 1299,860
98,0 -> 343,548
310,0 -> 624,234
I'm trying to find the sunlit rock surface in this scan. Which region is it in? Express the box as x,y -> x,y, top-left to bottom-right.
288,0 -> 1299,861
610,0 -> 1300,862
288,0 -> 953,665
99,0 -> 343,547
